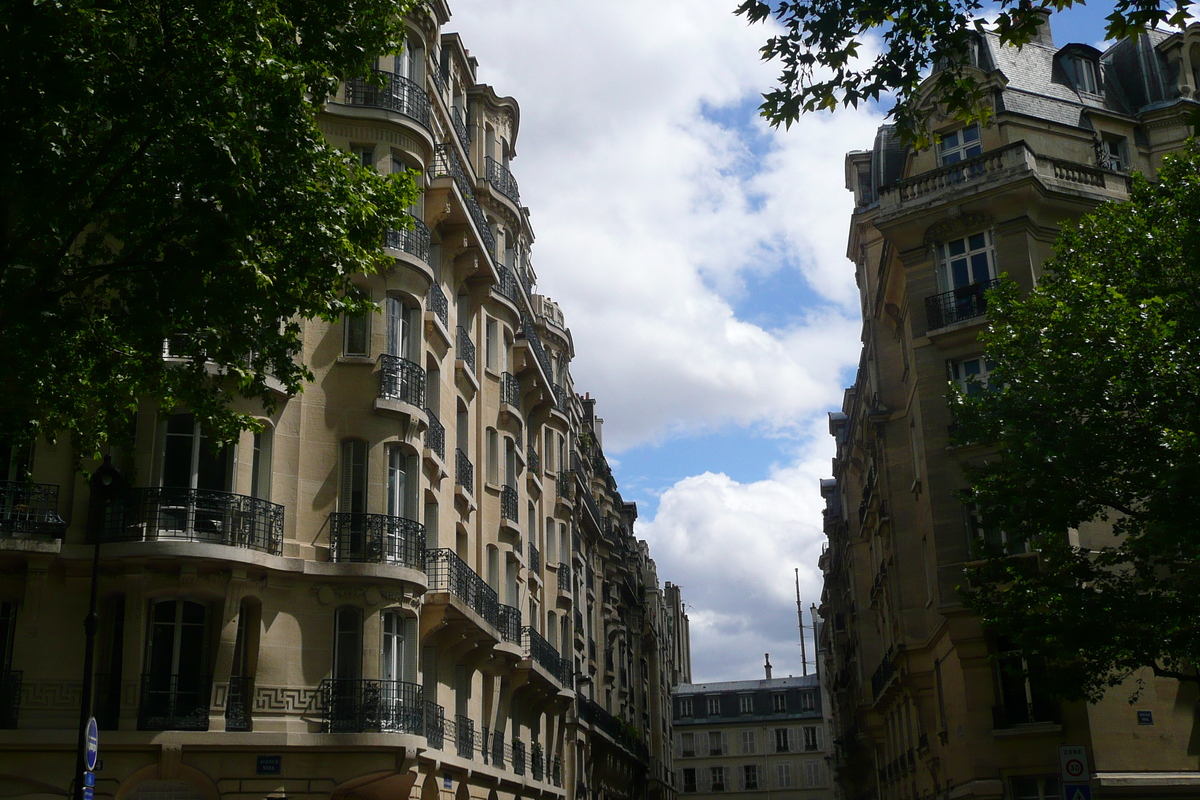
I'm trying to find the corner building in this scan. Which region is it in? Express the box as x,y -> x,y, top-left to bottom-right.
819,18 -> 1200,800
0,4 -> 690,800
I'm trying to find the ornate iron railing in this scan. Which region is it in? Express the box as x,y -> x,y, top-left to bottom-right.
557,472 -> 572,502
103,488 -> 283,555
519,312 -> 554,384
328,513 -> 425,570
379,353 -> 426,407
496,266 -> 521,304
0,481 -> 65,538
451,106 -> 470,152
500,485 -> 518,522
498,603 -> 522,644
551,755 -> 562,787
529,542 -> 540,575
0,671 -> 21,729
528,449 -> 540,475
429,144 -> 494,256
425,410 -> 445,460
320,679 -> 424,733
512,738 -> 527,776
523,627 -> 572,687
343,70 -> 431,129
456,326 -> 476,372
925,278 -> 1001,330
557,563 -> 571,592
226,675 -> 252,731
426,548 -> 499,627
454,714 -> 476,758
385,215 -> 431,262
552,384 -> 570,414
455,448 -> 473,491
485,156 -> 521,205
501,371 -> 520,408
577,696 -> 649,763
430,66 -> 447,98
531,743 -> 544,781
427,282 -> 449,328
490,727 -> 507,767
138,673 -> 211,731
425,701 -> 445,748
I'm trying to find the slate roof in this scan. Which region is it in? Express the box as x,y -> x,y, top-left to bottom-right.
675,674 -> 820,695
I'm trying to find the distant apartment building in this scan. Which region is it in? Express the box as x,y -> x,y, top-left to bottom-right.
672,669 -> 835,800
819,17 -> 1199,800
0,3 -> 691,800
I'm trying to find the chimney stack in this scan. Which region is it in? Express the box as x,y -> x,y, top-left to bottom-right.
764,654 -> 772,680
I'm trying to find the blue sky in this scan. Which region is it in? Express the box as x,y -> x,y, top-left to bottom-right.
451,0 -> 1136,681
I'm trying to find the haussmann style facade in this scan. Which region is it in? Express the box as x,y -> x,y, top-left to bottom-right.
818,17 -> 1200,800
0,4 -> 693,800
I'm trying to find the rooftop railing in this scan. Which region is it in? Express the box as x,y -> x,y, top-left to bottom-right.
0,480 -> 66,538
378,353 -> 426,407
328,512 -> 426,570
102,488 -> 284,555
485,156 -> 522,206
320,679 -> 424,734
426,548 -> 498,627
925,278 -> 1001,330
343,71 -> 431,129
385,215 -> 431,262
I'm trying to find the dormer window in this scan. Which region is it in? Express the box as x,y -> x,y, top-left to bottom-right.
938,124 -> 982,166
1069,56 -> 1100,94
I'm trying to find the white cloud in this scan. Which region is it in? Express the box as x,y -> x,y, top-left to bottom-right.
448,0 -> 878,678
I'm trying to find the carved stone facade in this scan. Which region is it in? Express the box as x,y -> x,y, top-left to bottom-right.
820,19 -> 1200,800
0,3 -> 690,800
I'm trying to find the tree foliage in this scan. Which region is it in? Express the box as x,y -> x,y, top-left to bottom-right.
953,142 -> 1200,701
734,0 -> 1194,142
0,0 -> 420,459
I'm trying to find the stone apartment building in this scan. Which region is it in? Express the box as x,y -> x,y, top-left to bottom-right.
672,669 -> 835,800
0,3 -> 691,800
818,17 -> 1200,800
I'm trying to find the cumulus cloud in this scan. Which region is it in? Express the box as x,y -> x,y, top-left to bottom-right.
448,0 -> 877,678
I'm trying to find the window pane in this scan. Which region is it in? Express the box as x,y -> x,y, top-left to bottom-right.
948,239 -> 967,257
968,233 -> 987,250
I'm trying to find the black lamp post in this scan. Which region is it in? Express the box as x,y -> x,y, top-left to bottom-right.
74,457 -> 123,800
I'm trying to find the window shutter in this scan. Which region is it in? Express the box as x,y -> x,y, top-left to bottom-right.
722,731 -> 729,755
815,726 -> 823,750
404,615 -> 419,682
699,768 -> 710,791
341,440 -> 366,513
788,727 -> 800,753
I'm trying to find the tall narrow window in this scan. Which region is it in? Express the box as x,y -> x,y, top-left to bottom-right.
386,297 -> 417,362
142,599 -> 210,730
344,314 -> 369,357
387,448 -> 409,519
161,413 -> 231,492
250,429 -> 273,501
340,440 -> 368,514
96,595 -> 125,729
424,501 -> 438,549
381,611 -> 405,683
227,598 -> 257,732
486,429 -> 499,485
333,607 -> 363,681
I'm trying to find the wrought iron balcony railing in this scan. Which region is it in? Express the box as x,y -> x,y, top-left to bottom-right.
528,449 -> 540,475
456,326 -> 476,372
529,542 -> 540,575
0,671 -> 21,729
552,384 -> 570,414
320,679 -> 424,734
512,738 -> 527,776
343,70 -> 431,129
454,714 -> 476,758
500,485 -> 518,522
0,480 -> 66,538
425,701 -> 445,748
425,409 -> 446,460
550,755 -> 562,787
328,513 -> 426,570
557,472 -> 572,502
557,563 -> 571,592
138,672 -> 212,731
523,627 -> 572,687
485,156 -> 521,206
577,696 -> 649,763
496,266 -> 521,303
455,448 -> 473,491
489,727 -> 506,767
379,354 -> 426,407
451,106 -> 470,152
427,282 -> 449,328
429,144 -> 495,256
531,743 -> 544,781
385,215 -> 431,262
426,548 -> 499,627
501,371 -> 520,407
519,312 -> 554,384
222,676 -> 252,731
925,278 -> 1001,330
498,603 -> 522,644
102,488 -> 284,555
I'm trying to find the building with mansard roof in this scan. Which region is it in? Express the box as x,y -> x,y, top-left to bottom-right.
0,4 -> 691,800
820,17 -> 1199,800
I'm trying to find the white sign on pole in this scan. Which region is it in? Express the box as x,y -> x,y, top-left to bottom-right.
1059,745 -> 1087,784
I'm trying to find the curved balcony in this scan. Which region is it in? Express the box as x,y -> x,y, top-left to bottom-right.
429,145 -> 495,257
486,156 -> 521,206
342,70 -> 431,130
320,678 -> 425,734
378,353 -> 426,407
386,215 -> 431,263
328,512 -> 425,570
102,487 -> 284,555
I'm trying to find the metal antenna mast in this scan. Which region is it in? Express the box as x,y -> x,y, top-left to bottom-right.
796,568 -> 808,676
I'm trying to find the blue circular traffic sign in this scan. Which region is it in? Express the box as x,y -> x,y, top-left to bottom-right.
85,717 -> 99,771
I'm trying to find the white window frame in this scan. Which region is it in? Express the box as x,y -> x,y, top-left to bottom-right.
951,356 -> 998,396
741,729 -> 756,754
707,696 -> 721,716
937,230 -> 996,291
937,124 -> 982,165
738,694 -> 753,714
